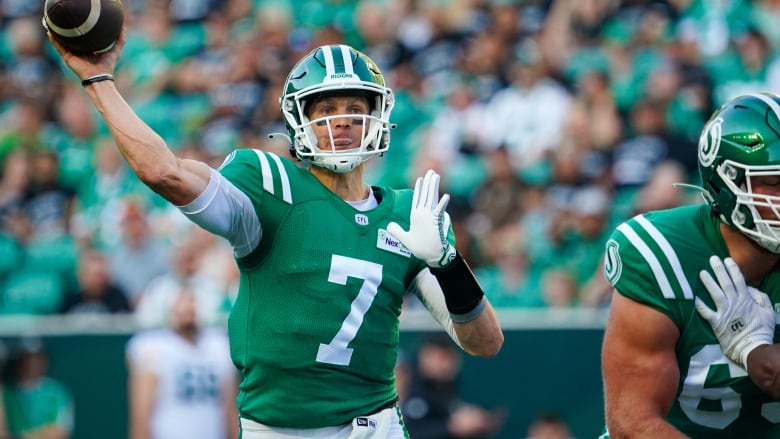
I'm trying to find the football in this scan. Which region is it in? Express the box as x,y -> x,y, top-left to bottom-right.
43,0 -> 124,54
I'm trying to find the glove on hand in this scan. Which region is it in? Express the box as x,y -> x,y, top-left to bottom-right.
695,256 -> 775,369
387,170 -> 456,268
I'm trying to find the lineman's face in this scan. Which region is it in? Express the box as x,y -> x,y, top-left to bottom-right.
750,174 -> 780,221
307,96 -> 371,151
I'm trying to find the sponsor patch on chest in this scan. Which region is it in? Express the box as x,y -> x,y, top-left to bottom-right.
377,229 -> 411,257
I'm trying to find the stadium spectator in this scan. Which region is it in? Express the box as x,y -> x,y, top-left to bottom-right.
1,16 -> 61,103
2,338 -> 74,438
0,99 -> 49,180
21,150 -> 75,242
71,140 -> 153,248
481,38 -> 573,177
523,412 -> 574,439
475,222 -> 544,308
107,202 -> 172,307
0,150 -> 29,240
49,32 -> 503,438
601,93 -> 780,437
401,334 -> 505,439
540,269 -> 579,308
60,248 -> 132,315
126,289 -> 238,439
134,237 -> 225,328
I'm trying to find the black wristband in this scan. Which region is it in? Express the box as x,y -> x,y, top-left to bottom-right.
429,252 -> 485,321
81,74 -> 114,87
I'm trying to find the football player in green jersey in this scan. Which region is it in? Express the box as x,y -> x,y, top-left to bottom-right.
601,93 -> 780,438
48,28 -> 503,438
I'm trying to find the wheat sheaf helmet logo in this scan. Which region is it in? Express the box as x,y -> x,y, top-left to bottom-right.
699,116 -> 723,167
604,239 -> 622,284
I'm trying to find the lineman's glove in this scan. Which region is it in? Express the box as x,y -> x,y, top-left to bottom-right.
695,256 -> 775,370
387,170 -> 456,268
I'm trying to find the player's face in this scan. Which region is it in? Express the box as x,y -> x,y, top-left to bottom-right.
307,96 -> 371,151
170,291 -> 198,333
749,174 -> 780,221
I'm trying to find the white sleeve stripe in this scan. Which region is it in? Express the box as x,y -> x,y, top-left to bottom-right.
253,150 -> 292,204
268,152 -> 292,204
617,223 -> 677,299
635,215 -> 694,299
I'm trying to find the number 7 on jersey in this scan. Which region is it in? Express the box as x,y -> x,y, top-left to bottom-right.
316,255 -> 383,366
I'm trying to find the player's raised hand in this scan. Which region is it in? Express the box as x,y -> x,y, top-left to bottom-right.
695,256 -> 775,369
45,26 -> 127,82
387,170 -> 456,268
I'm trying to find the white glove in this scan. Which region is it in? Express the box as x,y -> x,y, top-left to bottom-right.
694,256 -> 775,369
387,170 -> 456,268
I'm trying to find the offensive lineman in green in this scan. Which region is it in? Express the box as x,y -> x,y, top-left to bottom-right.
601,93 -> 780,438
47,28 -> 503,437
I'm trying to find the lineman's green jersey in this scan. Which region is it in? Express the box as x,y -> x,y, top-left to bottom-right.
180,149 -> 456,428
603,204 -> 780,438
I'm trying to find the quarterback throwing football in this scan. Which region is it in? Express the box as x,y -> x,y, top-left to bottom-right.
47,27 -> 503,438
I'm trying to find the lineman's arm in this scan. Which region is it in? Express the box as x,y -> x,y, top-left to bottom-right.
47,28 -> 210,206
602,290 -> 687,439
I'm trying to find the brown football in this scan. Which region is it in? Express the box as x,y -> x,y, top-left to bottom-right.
43,0 -> 124,54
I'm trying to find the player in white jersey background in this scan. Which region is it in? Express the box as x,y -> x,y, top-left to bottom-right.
126,289 -> 238,439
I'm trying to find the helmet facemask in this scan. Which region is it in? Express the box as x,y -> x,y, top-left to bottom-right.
280,45 -> 395,173
718,160 -> 780,253
282,85 -> 393,173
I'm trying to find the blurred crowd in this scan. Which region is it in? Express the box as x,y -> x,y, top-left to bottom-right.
1,0 -> 778,320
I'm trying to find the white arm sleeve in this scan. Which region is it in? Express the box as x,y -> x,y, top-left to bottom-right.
409,268 -> 462,347
177,167 -> 261,258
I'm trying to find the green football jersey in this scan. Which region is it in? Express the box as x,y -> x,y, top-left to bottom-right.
218,149 -> 434,428
603,204 -> 780,438
4,377 -> 74,435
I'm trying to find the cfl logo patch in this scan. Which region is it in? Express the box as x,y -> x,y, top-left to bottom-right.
730,319 -> 745,333
355,417 -> 376,429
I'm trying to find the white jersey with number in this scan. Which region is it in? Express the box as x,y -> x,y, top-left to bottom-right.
126,327 -> 235,439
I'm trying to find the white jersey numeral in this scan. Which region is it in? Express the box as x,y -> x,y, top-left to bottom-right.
316,255 -> 383,366
679,344 -> 780,428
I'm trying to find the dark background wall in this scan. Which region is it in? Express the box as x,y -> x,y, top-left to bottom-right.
6,326 -> 605,439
